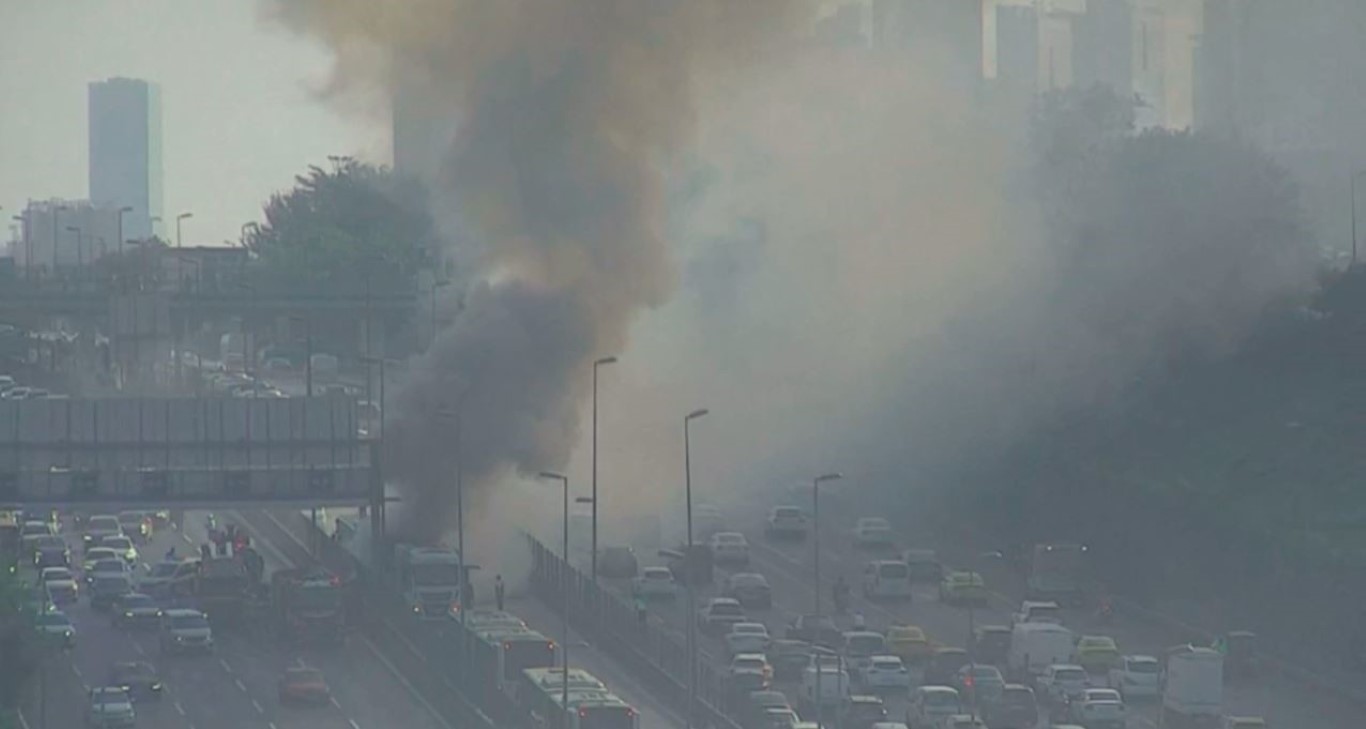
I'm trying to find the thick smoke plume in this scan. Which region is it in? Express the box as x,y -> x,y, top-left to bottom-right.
266,0 -> 820,539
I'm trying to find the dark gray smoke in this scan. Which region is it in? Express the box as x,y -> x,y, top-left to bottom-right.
266,0 -> 820,539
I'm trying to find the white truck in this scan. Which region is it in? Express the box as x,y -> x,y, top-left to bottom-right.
1162,646 -> 1223,729
800,654 -> 850,715
1008,622 -> 1076,679
392,543 -> 465,620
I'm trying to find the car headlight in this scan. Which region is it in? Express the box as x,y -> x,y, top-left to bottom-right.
124,612 -> 134,618
151,683 -> 163,690
64,631 -> 73,638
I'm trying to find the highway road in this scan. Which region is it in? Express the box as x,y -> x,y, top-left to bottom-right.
246,506 -> 688,729
17,511 -> 445,729
608,497 -> 1365,728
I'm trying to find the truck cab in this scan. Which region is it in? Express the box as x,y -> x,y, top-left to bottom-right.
393,544 -> 465,620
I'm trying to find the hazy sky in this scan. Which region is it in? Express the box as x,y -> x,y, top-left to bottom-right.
0,1 -> 374,247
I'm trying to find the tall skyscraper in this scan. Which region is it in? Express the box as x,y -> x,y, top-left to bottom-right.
872,0 -> 986,88
995,4 -> 1040,101
88,78 -> 162,244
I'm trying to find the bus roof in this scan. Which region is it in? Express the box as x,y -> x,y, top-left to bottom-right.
523,667 -> 606,692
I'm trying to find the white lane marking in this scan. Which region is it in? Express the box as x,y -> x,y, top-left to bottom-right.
182,533 -> 193,544
219,657 -> 234,673
252,698 -> 264,714
330,696 -> 341,708
133,641 -> 146,656
349,719 -> 361,729
234,678 -> 247,692
174,701 -> 186,716
82,682 -> 90,692
15,708 -> 30,729
269,724 -> 278,729
356,633 -> 456,729
71,665 -> 82,679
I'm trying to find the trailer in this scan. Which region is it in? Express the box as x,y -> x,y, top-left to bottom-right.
518,668 -> 639,729
1162,646 -> 1223,729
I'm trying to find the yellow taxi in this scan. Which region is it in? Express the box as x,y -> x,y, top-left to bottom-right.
938,570 -> 988,606
886,624 -> 934,662
1073,634 -> 1120,674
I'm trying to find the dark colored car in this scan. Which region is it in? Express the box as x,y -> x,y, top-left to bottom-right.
768,639 -> 823,681
980,684 -> 1037,729
924,647 -> 971,686
667,544 -> 714,586
787,614 -> 842,648
724,573 -> 773,609
597,546 -> 639,579
109,661 -> 164,700
970,626 -> 1012,666
90,574 -> 134,611
278,667 -> 331,705
112,593 -> 162,630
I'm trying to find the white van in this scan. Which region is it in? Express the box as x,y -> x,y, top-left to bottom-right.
862,560 -> 914,600
1008,622 -> 1076,678
800,655 -> 850,713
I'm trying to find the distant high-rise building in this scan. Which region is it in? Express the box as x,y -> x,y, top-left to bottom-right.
88,78 -> 162,245
1132,3 -> 1168,128
17,199 -> 119,273
1072,0 -> 1134,97
995,4 -> 1040,101
873,0 -> 985,88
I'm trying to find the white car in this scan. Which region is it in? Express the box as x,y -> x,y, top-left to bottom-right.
631,566 -> 678,599
906,686 -> 962,729
709,532 -> 750,565
694,504 -> 727,538
1038,664 -> 1088,707
725,622 -> 772,655
862,560 -> 913,600
1108,654 -> 1160,698
860,655 -> 910,690
698,597 -> 746,634
853,517 -> 894,548
765,506 -> 808,539
99,535 -> 139,564
941,716 -> 987,729
1011,600 -> 1063,625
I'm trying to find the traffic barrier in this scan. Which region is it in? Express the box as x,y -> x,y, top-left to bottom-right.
526,533 -> 749,729
297,515 -> 498,729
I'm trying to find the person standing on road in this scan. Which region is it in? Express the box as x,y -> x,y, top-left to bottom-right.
495,574 -> 505,611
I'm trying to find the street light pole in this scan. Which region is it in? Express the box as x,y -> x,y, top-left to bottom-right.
65,226 -> 83,282
539,470 -> 572,723
50,204 -> 67,275
682,407 -> 709,729
12,214 -> 28,280
590,355 -> 617,583
117,205 -> 132,257
430,279 -> 450,349
812,471 -> 842,729
439,399 -> 470,675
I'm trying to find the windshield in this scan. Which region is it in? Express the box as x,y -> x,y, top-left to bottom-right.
716,534 -> 745,544
150,563 -> 180,577
578,705 -> 636,729
733,574 -> 765,587
103,537 -> 132,549
35,613 -> 70,627
34,536 -> 64,550
872,658 -> 902,670
1126,659 -> 1160,674
1055,668 -> 1086,682
288,669 -> 324,683
735,657 -> 766,670
734,624 -> 766,634
297,584 -> 342,611
171,614 -> 210,630
861,519 -> 890,530
88,517 -> 120,531
805,616 -> 835,630
116,663 -> 155,679
924,691 -> 960,708
847,635 -> 886,654
1027,606 -> 1060,621
775,507 -> 801,518
712,603 -> 743,616
92,689 -> 131,706
94,576 -> 130,592
643,569 -> 671,580
411,563 -> 461,587
1000,688 -> 1034,706
92,560 -> 125,573
121,595 -> 155,610
878,563 -> 910,578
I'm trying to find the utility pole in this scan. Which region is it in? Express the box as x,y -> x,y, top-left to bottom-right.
682,408 -> 709,728
590,355 -> 617,582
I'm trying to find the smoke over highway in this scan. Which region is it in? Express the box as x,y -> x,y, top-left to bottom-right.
266,0 -> 820,539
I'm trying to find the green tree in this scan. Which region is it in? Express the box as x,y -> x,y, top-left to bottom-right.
244,158 -> 436,293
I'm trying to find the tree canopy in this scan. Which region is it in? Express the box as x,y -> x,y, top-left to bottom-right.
244,158 -> 436,293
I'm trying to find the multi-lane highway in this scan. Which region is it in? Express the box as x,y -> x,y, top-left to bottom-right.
239,506 -> 687,729
603,496 -> 1364,728
16,511 -> 447,729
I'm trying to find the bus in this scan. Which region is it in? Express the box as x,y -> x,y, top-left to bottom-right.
519,668 -> 639,729
470,626 -> 557,699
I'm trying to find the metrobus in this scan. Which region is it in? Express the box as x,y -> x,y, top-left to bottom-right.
519,668 -> 639,729
470,626 -> 557,699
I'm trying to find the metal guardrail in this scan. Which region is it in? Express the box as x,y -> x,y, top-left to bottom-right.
298,516 -> 498,729
525,533 -> 747,729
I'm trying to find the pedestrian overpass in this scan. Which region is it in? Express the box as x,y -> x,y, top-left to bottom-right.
0,397 -> 375,508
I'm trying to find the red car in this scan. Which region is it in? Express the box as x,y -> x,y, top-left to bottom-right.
278,667 -> 330,706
